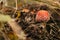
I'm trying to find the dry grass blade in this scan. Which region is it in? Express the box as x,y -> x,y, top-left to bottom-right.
8,20 -> 26,40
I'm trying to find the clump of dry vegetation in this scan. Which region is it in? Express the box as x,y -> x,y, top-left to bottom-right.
0,0 -> 60,40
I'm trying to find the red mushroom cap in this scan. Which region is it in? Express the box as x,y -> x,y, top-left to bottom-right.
36,10 -> 50,22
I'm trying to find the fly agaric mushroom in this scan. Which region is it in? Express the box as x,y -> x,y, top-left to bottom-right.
36,10 -> 50,22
